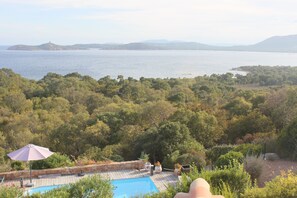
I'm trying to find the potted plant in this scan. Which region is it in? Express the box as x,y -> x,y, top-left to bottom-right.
154,161 -> 162,173
174,163 -> 182,176
139,152 -> 151,170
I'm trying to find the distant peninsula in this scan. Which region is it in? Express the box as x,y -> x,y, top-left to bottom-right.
7,34 -> 297,52
7,42 -> 86,51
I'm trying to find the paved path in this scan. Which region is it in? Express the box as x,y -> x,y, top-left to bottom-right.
3,169 -> 178,192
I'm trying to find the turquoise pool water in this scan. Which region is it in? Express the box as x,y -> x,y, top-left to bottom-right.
27,177 -> 159,197
112,177 -> 159,198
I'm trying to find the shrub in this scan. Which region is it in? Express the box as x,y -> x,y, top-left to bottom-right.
80,145 -> 125,163
0,163 -> 11,173
31,153 -> 74,170
251,132 -> 277,146
176,153 -> 206,170
148,192 -> 169,198
11,161 -> 25,171
241,187 -> 267,198
109,154 -> 124,162
0,148 -> 10,172
163,162 -> 251,197
242,133 -> 254,143
242,171 -> 297,198
215,151 -> 244,168
138,152 -> 149,162
67,175 -> 113,198
244,156 -> 264,182
233,144 -> 262,156
278,119 -> 297,160
0,185 -> 23,198
211,181 -> 238,198
263,136 -> 278,153
162,140 -> 206,169
76,156 -> 99,166
101,144 -> 123,160
206,145 -> 234,164
178,140 -> 205,154
162,151 -> 180,168
32,175 -> 113,198
33,186 -> 70,197
200,163 -> 251,195
79,147 -> 104,161
0,147 -> 6,165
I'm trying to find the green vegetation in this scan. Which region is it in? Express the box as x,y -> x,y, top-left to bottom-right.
150,163 -> 251,198
243,156 -> 264,182
206,144 -> 262,165
10,161 -> 25,171
278,118 -> 297,160
31,153 -> 74,169
1,66 -> 297,196
242,171 -> 297,198
233,144 -> 262,157
236,66 -> 297,86
0,185 -> 23,198
0,67 -> 296,168
25,175 -> 113,198
206,145 -> 234,164
215,151 -> 244,168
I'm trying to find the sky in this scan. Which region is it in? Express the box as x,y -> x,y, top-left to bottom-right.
1,0 -> 297,45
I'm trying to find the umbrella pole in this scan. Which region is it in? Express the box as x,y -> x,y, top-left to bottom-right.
29,162 -> 32,183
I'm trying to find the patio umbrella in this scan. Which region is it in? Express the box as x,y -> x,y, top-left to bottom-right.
7,144 -> 54,186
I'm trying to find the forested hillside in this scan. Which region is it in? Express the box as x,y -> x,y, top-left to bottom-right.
1,67 -> 297,171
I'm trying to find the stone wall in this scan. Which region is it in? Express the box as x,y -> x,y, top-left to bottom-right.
0,160 -> 144,180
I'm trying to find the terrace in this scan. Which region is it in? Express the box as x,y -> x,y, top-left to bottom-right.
1,161 -> 178,194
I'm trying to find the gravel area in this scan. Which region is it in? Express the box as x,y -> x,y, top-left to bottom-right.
258,160 -> 297,187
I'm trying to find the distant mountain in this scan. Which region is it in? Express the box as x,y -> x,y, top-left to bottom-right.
7,35 -> 297,52
244,35 -> 297,52
143,39 -> 184,43
8,42 -> 86,51
146,35 -> 297,52
225,35 -> 297,52
149,42 -> 215,50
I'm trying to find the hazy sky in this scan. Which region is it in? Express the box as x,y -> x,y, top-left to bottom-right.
1,0 -> 297,45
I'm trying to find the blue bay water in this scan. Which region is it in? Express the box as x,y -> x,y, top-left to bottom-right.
0,49 -> 297,80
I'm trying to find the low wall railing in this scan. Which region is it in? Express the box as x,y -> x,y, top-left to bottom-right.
0,160 -> 144,180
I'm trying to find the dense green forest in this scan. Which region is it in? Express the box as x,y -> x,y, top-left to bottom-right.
1,66 -> 297,172
235,66 -> 297,85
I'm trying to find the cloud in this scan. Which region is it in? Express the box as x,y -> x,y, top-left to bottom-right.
1,0 -> 159,9
71,0 -> 297,42
1,0 -> 297,44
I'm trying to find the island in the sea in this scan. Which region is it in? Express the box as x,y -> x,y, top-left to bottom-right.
7,42 -> 86,51
7,34 -> 297,52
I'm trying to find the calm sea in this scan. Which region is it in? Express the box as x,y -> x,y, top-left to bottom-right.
0,49 -> 297,80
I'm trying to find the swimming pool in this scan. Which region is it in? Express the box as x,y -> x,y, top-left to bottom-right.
112,177 -> 159,198
27,177 -> 159,197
